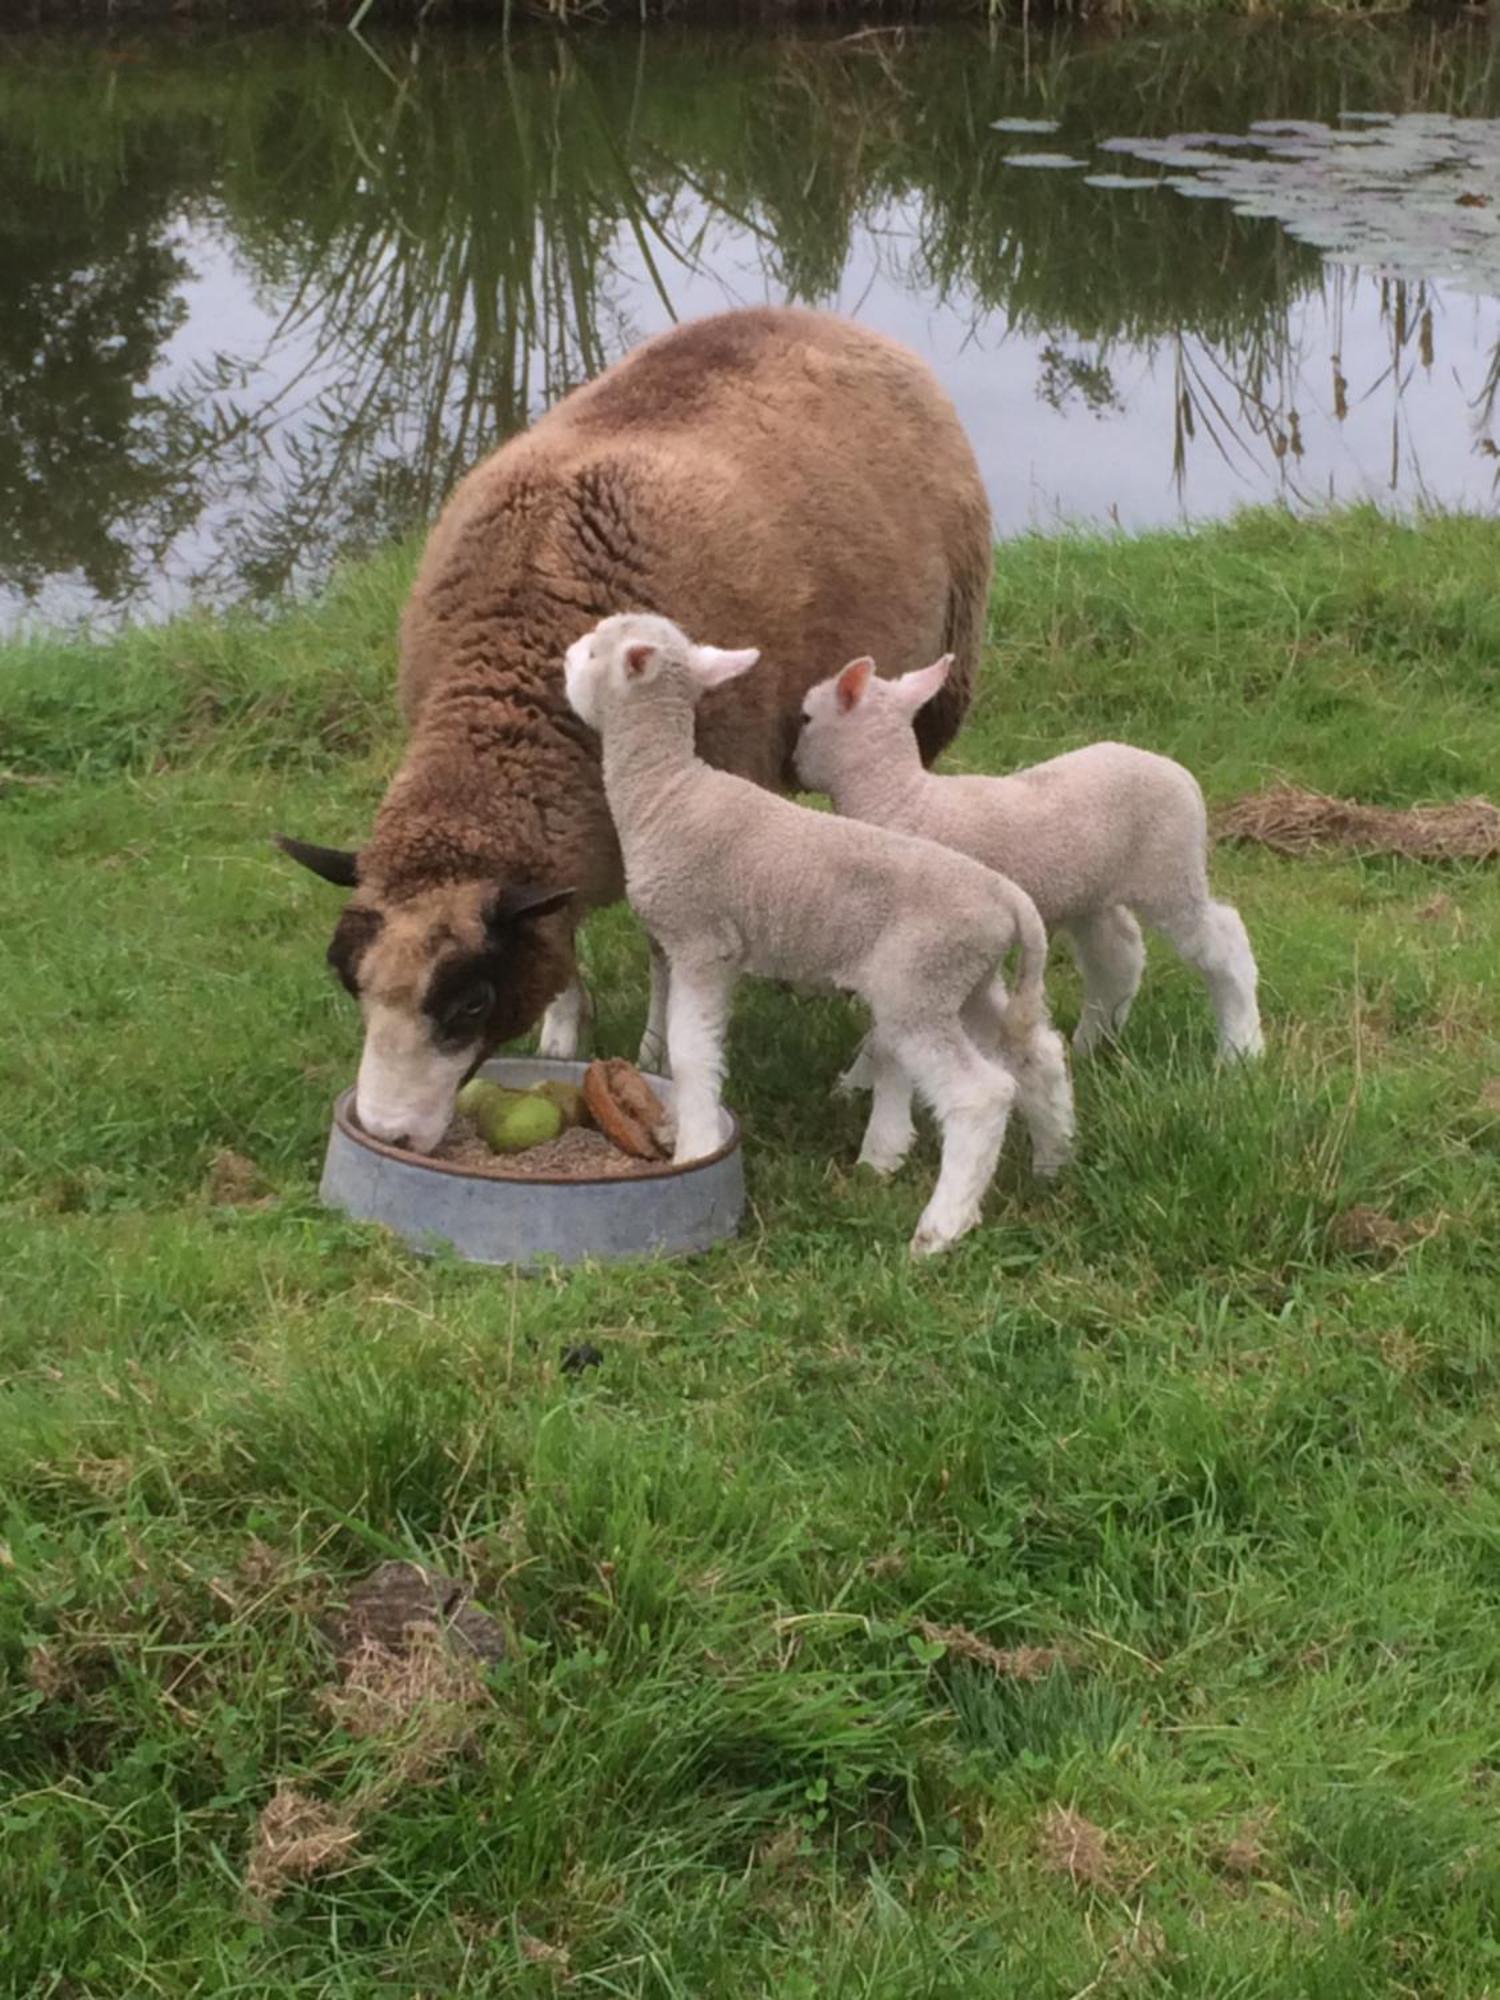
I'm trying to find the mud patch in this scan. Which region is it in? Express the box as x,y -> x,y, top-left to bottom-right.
324,1559 -> 506,1667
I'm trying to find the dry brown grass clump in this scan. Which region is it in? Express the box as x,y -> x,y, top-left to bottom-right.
915,1619 -> 1065,1680
202,1148 -> 275,1208
1037,1805 -> 1124,1892
322,1627 -> 490,1782
244,1787 -> 361,1911
1215,785 -> 1500,861
1328,1204 -> 1441,1260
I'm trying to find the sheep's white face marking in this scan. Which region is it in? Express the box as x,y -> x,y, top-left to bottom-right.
355,1002 -> 475,1155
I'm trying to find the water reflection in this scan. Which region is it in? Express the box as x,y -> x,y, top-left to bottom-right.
1,20 -> 1497,629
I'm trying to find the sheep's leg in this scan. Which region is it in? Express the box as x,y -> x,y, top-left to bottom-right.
538,975 -> 593,1060
833,1033 -> 876,1099
665,959 -> 737,1165
1145,899 -> 1263,1060
856,1038 -> 916,1176
893,1024 -> 1015,1258
964,977 -> 1075,1178
1065,907 -> 1145,1054
638,936 -> 671,1075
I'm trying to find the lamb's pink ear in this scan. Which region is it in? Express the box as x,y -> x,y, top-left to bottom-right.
624,642 -> 657,678
835,657 -> 875,714
894,654 -> 954,712
688,644 -> 761,689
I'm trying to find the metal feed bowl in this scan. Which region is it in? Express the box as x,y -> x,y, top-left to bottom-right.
320,1057 -> 744,1270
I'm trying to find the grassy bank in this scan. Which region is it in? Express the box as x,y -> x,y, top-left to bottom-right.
3,507 -> 1500,1995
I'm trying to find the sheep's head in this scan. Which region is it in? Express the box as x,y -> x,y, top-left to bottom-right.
793,653 -> 953,797
277,837 -> 573,1153
563,612 -> 760,729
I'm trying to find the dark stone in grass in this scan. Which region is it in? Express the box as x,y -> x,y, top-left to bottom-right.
561,1341 -> 604,1376
324,1559 -> 506,1667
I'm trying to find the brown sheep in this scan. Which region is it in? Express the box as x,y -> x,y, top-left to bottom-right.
278,306 -> 991,1154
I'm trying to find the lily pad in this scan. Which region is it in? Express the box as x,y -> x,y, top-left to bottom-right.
991,117 -> 1060,134
1003,152 -> 1086,170
1083,173 -> 1162,191
1094,111 -> 1500,298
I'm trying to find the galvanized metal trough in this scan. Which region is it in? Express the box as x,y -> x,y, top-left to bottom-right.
319,1056 -> 744,1271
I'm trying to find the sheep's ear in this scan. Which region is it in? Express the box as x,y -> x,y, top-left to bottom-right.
688,644 -> 760,690
276,834 -> 360,888
623,642 -> 657,679
489,884 -> 576,929
893,654 -> 954,713
835,657 -> 875,714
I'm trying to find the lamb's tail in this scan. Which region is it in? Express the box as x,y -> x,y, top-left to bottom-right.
996,888 -> 1050,1048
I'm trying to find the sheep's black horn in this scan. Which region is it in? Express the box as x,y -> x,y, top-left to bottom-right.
489,884 -> 575,927
275,835 -> 361,888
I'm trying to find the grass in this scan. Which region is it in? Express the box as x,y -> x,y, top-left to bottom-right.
3,505 -> 1500,1995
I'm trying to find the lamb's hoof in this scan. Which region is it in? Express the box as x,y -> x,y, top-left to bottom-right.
637,1034 -> 669,1076
909,1208 -> 978,1258
539,1027 -> 584,1061
672,1129 -> 719,1168
1221,1029 -> 1265,1062
858,1147 -> 909,1179
1032,1149 -> 1072,1182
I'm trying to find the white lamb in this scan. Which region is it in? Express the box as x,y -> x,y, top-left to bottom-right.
563,613 -> 1075,1258
794,655 -> 1263,1086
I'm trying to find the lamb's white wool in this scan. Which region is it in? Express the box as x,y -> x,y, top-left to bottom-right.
796,654 -> 1263,1067
564,613 -> 1075,1257
537,977 -> 593,1061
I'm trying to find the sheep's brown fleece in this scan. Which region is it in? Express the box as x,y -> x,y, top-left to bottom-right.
326,307 -> 991,1038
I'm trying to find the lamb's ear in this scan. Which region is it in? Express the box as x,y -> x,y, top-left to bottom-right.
835,657 -> 876,714
893,654 -> 954,713
275,834 -> 361,888
687,644 -> 760,690
488,884 -> 575,930
623,642 -> 658,679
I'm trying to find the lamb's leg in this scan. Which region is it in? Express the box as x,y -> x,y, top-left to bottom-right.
638,936 -> 670,1075
964,977 -> 1075,1178
664,959 -> 737,1164
1065,906 -> 1145,1054
894,1025 -> 1016,1258
856,1036 -> 916,1176
1144,898 -> 1264,1059
833,1033 -> 875,1099
538,975 -> 593,1060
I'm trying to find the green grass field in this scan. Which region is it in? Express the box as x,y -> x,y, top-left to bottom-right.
3,507 -> 1499,1997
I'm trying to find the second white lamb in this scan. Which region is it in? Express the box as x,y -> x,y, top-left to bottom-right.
793,654 -> 1263,1088
563,613 -> 1075,1257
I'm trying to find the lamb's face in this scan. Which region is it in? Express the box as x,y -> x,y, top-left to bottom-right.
794,654 -> 953,796
792,659 -> 875,795
306,874 -> 574,1154
564,612 -> 685,729
565,613 -> 761,732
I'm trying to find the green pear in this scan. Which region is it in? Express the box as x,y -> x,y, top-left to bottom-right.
533,1079 -> 591,1130
472,1089 -> 564,1155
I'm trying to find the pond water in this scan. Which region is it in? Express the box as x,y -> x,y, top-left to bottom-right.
3,18 -> 1498,632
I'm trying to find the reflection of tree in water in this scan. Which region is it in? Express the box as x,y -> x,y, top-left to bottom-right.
0,120 -> 197,607
2,19 -> 1498,619
1037,345 -> 1123,418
